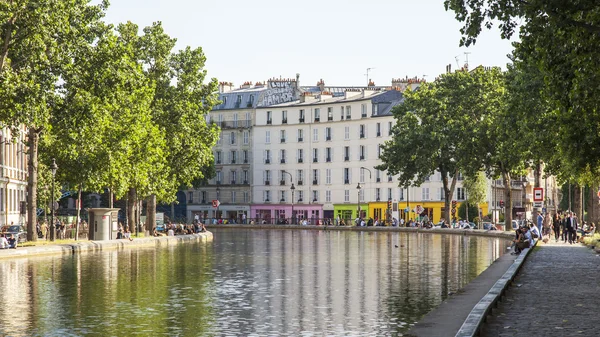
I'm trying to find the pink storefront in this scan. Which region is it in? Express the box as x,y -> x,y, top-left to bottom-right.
250,204 -> 323,225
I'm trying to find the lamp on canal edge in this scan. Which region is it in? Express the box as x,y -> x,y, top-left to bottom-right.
50,158 -> 58,242
216,186 -> 220,220
356,182 -> 362,219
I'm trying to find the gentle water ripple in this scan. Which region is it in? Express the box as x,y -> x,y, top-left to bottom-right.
0,229 -> 509,336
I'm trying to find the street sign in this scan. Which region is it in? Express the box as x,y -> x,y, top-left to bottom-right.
533,201 -> 543,208
415,205 -> 424,214
212,200 -> 220,208
533,187 -> 544,202
451,208 -> 456,214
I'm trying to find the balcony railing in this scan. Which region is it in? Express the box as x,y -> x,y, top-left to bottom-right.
376,132 -> 381,137
231,159 -> 236,164
282,118 -> 287,124
218,120 -> 251,129
326,136 -> 331,141
231,180 -> 236,185
344,156 -> 349,161
376,178 -> 381,182
281,138 -> 286,143
280,158 -> 286,164
267,119 -> 272,125
360,133 -> 365,138
360,155 -> 365,160
344,179 -> 349,184
280,180 -> 286,185
298,180 -> 303,186
314,117 -> 320,122
328,116 -> 333,121
298,137 -> 303,142
265,159 -> 270,164
313,158 -> 318,163
265,180 -> 270,185
298,158 -> 303,163
243,180 -> 249,185
312,179 -> 318,185
299,117 -> 304,123
326,157 -> 331,162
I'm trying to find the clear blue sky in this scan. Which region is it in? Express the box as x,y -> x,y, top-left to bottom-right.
103,0 -> 515,87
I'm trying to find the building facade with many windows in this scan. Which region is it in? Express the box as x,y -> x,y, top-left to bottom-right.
0,127 -> 28,227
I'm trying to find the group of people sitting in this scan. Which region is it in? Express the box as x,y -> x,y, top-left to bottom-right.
153,222 -> 207,237
511,223 -> 539,255
0,234 -> 17,249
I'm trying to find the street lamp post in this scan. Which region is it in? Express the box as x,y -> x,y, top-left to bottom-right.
282,171 -> 294,224
50,158 -> 58,242
216,186 -> 220,221
357,183 -> 362,221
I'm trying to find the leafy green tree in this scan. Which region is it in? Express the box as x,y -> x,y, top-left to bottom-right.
445,0 -> 600,175
458,202 -> 478,222
463,171 -> 487,224
120,22 -> 219,231
378,67 -> 503,223
0,0 -> 107,240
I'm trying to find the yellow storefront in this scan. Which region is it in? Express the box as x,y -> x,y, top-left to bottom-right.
395,201 -> 489,223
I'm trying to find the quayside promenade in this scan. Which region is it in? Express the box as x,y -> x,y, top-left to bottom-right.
0,232 -> 213,260
481,241 -> 600,337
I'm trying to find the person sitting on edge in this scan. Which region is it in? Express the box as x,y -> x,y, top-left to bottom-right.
511,228 -> 525,254
167,226 -> 175,236
529,223 -> 541,240
7,234 -> 17,249
200,224 -> 207,233
0,234 -> 8,249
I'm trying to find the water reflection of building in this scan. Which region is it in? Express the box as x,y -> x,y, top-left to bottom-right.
244,231 -> 505,334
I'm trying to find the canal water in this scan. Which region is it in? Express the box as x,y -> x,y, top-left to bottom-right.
0,229 -> 510,336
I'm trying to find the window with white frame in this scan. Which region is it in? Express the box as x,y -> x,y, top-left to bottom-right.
245,112 -> 251,127
341,106 -> 345,120
243,131 -> 249,144
297,149 -> 303,162
376,188 -> 381,200
360,168 -> 365,183
344,168 -> 350,184
280,149 -> 286,163
243,170 -> 248,183
297,169 -> 304,184
360,145 -> 366,160
299,109 -> 305,122
313,148 -> 318,162
326,190 -> 331,202
216,171 -> 222,184
361,104 -> 367,117
376,169 -> 381,182
344,146 -> 350,161
264,170 -> 271,183
243,150 -> 249,163
202,191 -> 207,202
344,126 -> 350,140
266,111 -> 272,124
344,190 -> 350,202
298,190 -> 304,202
399,188 -> 404,201
312,169 -> 318,183
422,187 -> 430,200
457,187 -> 465,200
326,169 -> 331,184
325,147 -> 332,162
216,151 -> 222,164
243,192 -> 249,203
264,149 -> 271,163
297,129 -> 303,142
325,127 -> 331,141
265,131 -> 270,143
230,132 -> 236,145
313,128 -> 318,141
264,190 -> 271,202
387,188 -> 392,200
230,150 -> 237,164
327,107 -> 333,120
282,110 -> 287,124
388,121 -> 392,136
314,108 -> 320,122
233,113 -> 238,127
377,144 -> 381,158
216,132 -> 222,145
346,105 -> 351,119
231,191 -> 237,203
359,189 -> 364,202
280,190 -> 286,202
280,130 -> 286,143
312,190 -> 319,202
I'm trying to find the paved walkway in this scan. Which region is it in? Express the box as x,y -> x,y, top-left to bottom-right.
482,240 -> 600,336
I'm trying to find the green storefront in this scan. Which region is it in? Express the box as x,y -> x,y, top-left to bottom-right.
333,204 -> 366,225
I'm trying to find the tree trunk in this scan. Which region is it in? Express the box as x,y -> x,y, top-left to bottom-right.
441,168 -> 458,224
26,128 -> 40,242
109,188 -> 113,208
171,201 -> 175,222
502,171 -> 513,229
75,186 -> 81,241
127,187 -> 136,233
146,194 -> 156,235
588,183 -> 600,224
573,184 -> 582,221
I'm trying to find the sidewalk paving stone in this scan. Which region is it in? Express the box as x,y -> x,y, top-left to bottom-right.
482,241 -> 600,337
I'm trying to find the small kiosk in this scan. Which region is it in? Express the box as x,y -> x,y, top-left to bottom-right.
87,208 -> 120,241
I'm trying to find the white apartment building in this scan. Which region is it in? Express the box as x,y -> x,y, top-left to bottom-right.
186,78 -> 299,223
251,86 -> 407,222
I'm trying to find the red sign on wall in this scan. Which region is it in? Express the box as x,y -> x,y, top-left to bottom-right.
533,187 -> 544,202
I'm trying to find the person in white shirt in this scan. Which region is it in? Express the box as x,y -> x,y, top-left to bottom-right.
529,223 -> 541,241
0,234 -> 8,249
